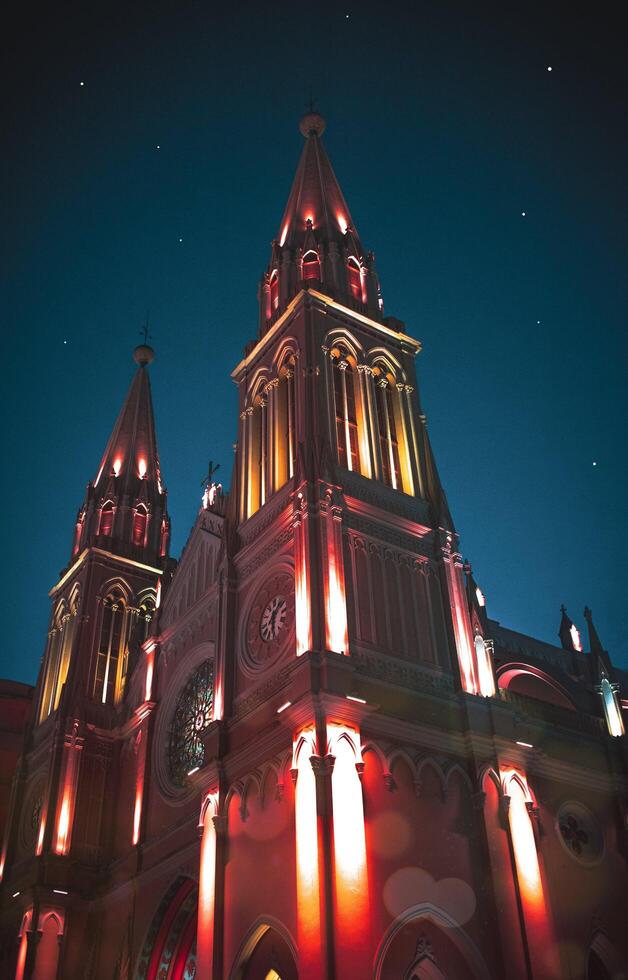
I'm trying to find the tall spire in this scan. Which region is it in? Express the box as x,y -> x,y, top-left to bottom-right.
277,112 -> 359,252
70,344 -> 170,565
259,112 -> 383,333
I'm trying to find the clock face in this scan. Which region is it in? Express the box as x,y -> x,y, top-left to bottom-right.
260,596 -> 288,641
244,571 -> 295,672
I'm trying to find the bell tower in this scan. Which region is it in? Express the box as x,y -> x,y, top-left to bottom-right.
228,111 -> 495,707
201,112 -> 498,980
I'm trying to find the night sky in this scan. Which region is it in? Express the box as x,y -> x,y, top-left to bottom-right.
3,1 -> 627,685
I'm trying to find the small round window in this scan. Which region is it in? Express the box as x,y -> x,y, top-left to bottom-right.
556,801 -> 604,866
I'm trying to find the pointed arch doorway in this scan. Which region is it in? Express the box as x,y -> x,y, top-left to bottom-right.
230,918 -> 298,980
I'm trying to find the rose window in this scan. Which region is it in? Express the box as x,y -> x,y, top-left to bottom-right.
168,660 -> 214,787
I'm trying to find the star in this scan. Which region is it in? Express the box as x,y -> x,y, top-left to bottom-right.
537,320 -> 541,324
521,211 -> 526,217
592,461 -> 597,467
63,340 -> 68,345
178,238 -> 183,243
80,81 -> 85,87
156,144 -> 161,150
547,66 -> 553,72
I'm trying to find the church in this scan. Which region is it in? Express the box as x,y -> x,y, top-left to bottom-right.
1,111 -> 627,980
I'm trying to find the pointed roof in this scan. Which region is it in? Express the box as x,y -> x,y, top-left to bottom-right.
584,606 -> 613,676
93,344 -> 163,496
558,605 -> 582,652
277,112 -> 361,252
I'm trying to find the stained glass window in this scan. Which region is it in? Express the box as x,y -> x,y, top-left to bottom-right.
168,660 -> 214,787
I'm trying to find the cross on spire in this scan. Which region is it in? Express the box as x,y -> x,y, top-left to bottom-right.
140,313 -> 152,346
201,460 -> 220,490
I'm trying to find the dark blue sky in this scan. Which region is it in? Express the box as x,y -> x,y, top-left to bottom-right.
3,1 -> 627,684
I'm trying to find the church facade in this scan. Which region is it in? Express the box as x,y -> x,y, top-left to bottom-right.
1,112 -> 627,980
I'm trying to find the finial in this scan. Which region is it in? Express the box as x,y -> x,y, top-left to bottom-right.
299,107 -> 326,138
134,313 -> 155,367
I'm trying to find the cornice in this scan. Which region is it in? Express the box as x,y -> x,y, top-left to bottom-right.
49,548 -> 163,596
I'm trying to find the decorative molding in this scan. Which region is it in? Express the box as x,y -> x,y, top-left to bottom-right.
352,648 -> 454,695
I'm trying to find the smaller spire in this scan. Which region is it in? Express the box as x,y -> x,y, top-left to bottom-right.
69,342 -> 169,565
558,605 -> 582,652
583,607 -> 609,670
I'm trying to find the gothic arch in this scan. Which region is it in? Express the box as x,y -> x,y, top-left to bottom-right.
97,576 -> 133,603
443,762 -> 473,795
272,337 -> 299,372
323,325 -> 364,359
68,582 -> 81,614
228,915 -> 298,980
134,876 -> 198,980
587,931 -> 626,979
373,903 -> 491,980
497,663 -> 576,710
369,346 -> 407,382
416,757 -> 447,799
479,765 -> 503,798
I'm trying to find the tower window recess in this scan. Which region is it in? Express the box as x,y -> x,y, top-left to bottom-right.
333,357 -> 359,471
376,380 -> 401,489
132,505 -> 148,547
99,501 -> 114,537
270,271 -> 279,311
93,590 -> 128,705
302,250 -> 320,281
347,257 -> 363,302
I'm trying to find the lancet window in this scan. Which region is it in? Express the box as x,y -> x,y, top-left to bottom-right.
302,249 -> 320,282
132,504 -> 148,547
270,270 -> 279,312
98,501 -> 115,537
39,603 -> 67,722
333,355 -> 359,472
375,376 -> 401,489
243,354 -> 297,520
346,256 -> 363,303
93,588 -> 129,706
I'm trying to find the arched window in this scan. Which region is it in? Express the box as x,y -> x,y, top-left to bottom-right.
160,519 -> 169,557
39,603 -> 67,722
99,501 -> 114,537
375,378 -> 401,489
137,595 -> 155,646
72,512 -> 84,555
93,589 -> 128,705
270,270 -> 279,312
347,256 -> 363,302
333,356 -> 359,471
275,358 -> 296,489
132,504 -> 148,547
302,250 -> 320,282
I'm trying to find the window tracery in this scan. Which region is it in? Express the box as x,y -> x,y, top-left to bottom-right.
93,587 -> 129,705
168,660 -> 214,787
332,354 -> 359,472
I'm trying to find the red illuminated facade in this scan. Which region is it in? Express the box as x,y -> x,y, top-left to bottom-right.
1,112 -> 627,980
